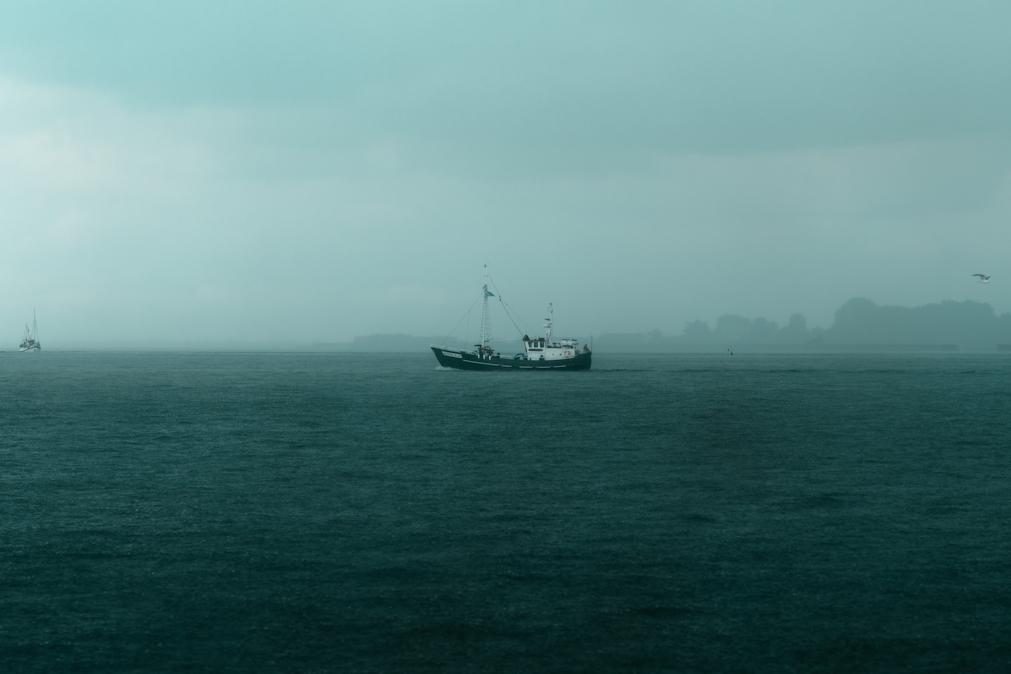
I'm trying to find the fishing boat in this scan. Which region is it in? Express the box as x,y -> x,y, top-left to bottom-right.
431,275 -> 591,371
19,310 -> 41,352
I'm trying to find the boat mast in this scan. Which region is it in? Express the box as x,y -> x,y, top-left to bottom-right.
544,303 -> 553,343
479,266 -> 492,353
33,309 -> 38,343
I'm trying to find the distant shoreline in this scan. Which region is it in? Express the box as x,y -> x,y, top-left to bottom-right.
11,298 -> 1011,354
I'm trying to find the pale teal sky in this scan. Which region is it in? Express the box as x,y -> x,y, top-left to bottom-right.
2,1 -> 1009,346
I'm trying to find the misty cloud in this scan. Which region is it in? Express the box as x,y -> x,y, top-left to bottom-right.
2,2 -> 1010,347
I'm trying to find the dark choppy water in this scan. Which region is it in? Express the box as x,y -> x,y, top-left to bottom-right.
3,351 -> 1011,673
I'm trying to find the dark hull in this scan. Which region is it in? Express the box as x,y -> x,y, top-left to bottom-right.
432,346 -> 591,371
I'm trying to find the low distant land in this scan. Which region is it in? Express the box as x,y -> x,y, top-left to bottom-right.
315,298 -> 1011,354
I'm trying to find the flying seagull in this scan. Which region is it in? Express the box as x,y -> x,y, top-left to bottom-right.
972,273 -> 991,283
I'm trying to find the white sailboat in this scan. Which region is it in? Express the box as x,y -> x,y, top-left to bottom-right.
19,310 -> 41,352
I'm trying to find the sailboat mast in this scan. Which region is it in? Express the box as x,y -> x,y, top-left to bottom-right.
33,309 -> 38,343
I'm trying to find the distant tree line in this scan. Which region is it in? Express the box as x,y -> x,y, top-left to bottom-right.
325,298 -> 1011,353
595,298 -> 1011,353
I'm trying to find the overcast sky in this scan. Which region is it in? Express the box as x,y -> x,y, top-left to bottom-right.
2,0 -> 1009,347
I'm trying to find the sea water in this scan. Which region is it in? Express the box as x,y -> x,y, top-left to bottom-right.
2,352 -> 1010,672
